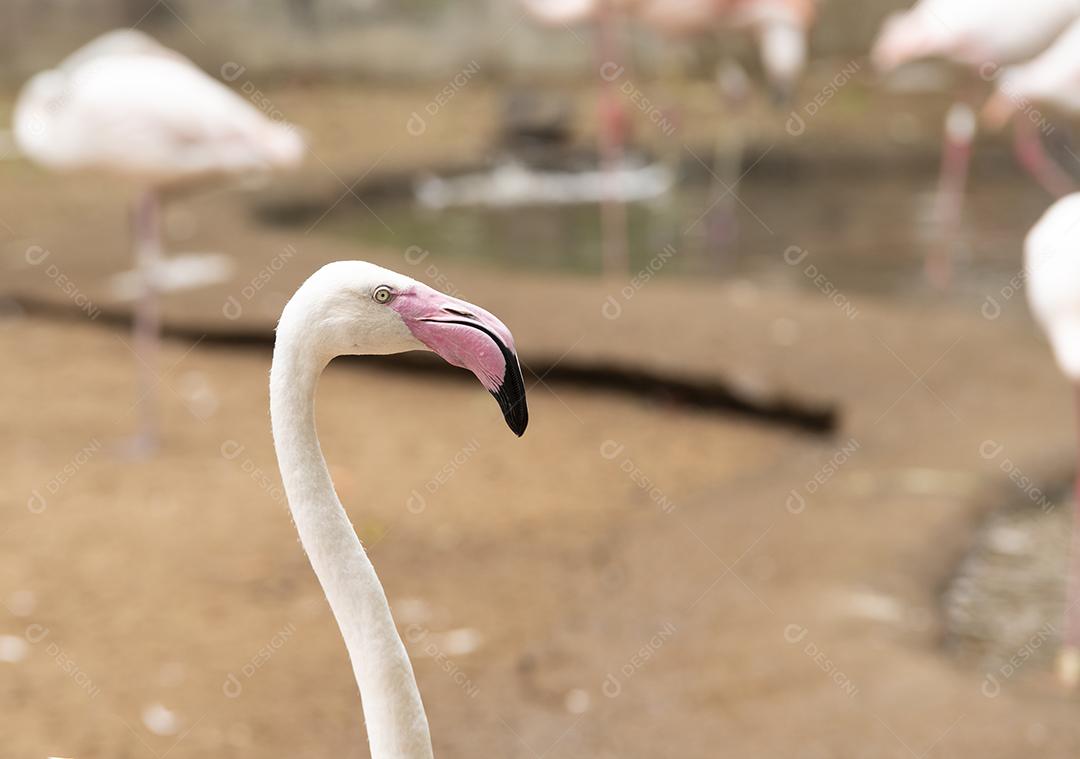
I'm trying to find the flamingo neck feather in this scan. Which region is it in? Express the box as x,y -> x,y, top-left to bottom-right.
269,303 -> 434,759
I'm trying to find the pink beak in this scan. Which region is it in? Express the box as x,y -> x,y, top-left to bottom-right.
391,284 -> 529,436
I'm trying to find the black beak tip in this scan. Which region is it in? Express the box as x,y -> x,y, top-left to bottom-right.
491,360 -> 529,437
508,408 -> 529,437
492,387 -> 529,437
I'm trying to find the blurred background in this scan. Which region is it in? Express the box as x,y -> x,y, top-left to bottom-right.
3,0 -> 1080,757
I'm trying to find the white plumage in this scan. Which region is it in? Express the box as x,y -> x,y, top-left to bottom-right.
270,262 -> 528,758
872,0 -> 1080,72
12,29 -> 305,454
1023,192 -> 1080,688
519,0 -> 604,25
994,16 -> 1080,116
1025,193 -> 1080,378
872,0 -> 1080,288
977,16 -> 1080,199
14,32 -> 303,181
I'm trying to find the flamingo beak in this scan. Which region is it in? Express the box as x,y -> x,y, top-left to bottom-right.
393,287 -> 529,436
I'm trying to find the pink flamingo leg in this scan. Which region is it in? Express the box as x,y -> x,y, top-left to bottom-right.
1013,117 -> 1076,200
1058,384 -> 1080,689
928,102 -> 975,291
595,2 -> 630,277
704,60 -> 749,255
130,188 -> 161,456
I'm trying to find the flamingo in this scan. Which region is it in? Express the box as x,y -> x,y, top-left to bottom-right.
13,29 -> 305,454
520,0 -> 814,264
520,0 -> 635,274
871,0 -> 1080,73
981,15 -> 1080,198
631,0 -> 815,253
1023,193 -> 1080,689
519,0 -> 609,25
871,0 -> 1080,288
269,261 -> 528,758
635,0 -> 815,103
521,0 -> 814,100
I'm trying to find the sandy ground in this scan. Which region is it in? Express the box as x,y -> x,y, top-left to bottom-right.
2,82 -> 1080,758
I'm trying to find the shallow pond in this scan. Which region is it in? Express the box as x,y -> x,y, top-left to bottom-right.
322,164 -> 1053,319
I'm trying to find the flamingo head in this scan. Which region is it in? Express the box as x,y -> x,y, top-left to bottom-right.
282,261 -> 528,436
739,1 -> 812,106
757,18 -> 807,105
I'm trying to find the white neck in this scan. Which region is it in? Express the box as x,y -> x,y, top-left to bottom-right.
269,311 -> 434,759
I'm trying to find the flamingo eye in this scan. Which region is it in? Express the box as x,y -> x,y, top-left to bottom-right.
372,285 -> 394,304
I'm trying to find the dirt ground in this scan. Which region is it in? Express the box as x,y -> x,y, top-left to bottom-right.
2,82 -> 1080,758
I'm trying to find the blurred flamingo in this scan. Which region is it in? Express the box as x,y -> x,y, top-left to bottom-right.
524,0 -> 815,100
872,0 -> 1080,72
636,0 -> 815,103
13,29 -> 305,454
981,15 -> 1080,198
521,0 -> 816,264
872,0 -> 1080,288
521,0 -> 634,274
519,0 -> 609,25
271,261 -> 527,759
633,0 -> 815,252
1023,193 -> 1080,689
